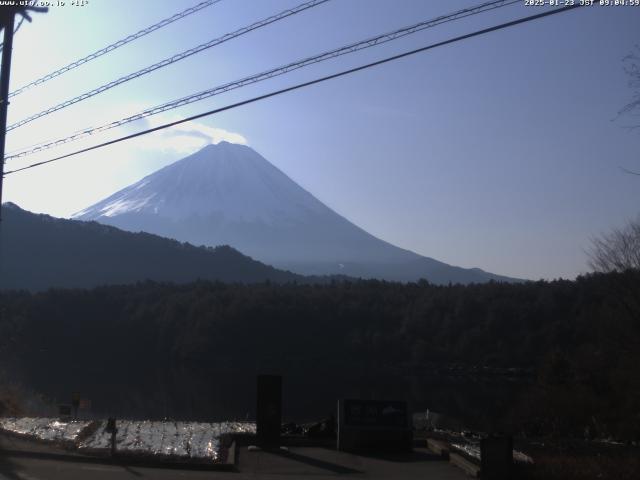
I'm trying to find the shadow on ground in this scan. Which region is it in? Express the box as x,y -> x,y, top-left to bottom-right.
270,448 -> 363,474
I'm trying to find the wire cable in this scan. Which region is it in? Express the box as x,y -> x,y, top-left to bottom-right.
14,17 -> 24,34
6,0 -> 518,159
6,0 -> 331,132
3,4 -> 584,176
8,0 -> 222,98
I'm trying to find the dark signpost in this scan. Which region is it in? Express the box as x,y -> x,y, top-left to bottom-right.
71,391 -> 80,418
106,418 -> 118,456
480,435 -> 513,480
337,399 -> 412,452
256,375 -> 282,448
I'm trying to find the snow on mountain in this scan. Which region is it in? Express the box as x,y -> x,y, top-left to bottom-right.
75,142 -> 327,224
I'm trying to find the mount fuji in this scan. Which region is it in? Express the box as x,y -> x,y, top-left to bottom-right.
74,142 -> 519,284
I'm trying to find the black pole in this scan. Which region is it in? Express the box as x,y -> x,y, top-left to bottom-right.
256,375 -> 282,448
0,10 -> 15,222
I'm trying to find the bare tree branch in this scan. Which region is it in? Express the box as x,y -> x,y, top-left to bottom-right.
588,216 -> 640,273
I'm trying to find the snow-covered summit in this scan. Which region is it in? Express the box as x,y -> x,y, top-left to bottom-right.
74,142 -> 328,224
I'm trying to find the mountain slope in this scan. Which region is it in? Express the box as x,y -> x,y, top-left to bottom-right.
0,203 -> 302,291
74,142 -> 521,284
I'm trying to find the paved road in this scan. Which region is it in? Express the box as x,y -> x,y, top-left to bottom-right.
0,447 -> 469,479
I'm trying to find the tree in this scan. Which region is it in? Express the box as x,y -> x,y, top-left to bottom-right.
588,216 -> 640,273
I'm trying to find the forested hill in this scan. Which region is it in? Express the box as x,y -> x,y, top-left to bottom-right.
1,271 -> 639,439
0,203 -> 303,290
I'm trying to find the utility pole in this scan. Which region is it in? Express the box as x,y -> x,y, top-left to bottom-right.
0,9 -> 15,222
0,5 -> 47,222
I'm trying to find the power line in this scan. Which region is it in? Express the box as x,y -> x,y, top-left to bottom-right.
3,4 -> 584,177
8,0 -> 223,99
13,16 -> 25,34
6,0 -> 519,160
6,0 -> 331,133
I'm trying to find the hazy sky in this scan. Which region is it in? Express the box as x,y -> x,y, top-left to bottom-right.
2,0 -> 639,280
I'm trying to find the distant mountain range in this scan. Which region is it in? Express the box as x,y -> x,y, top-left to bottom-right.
74,142 -> 521,284
0,203 -> 303,291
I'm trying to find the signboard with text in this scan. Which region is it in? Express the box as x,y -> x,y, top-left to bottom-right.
342,400 -> 408,428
